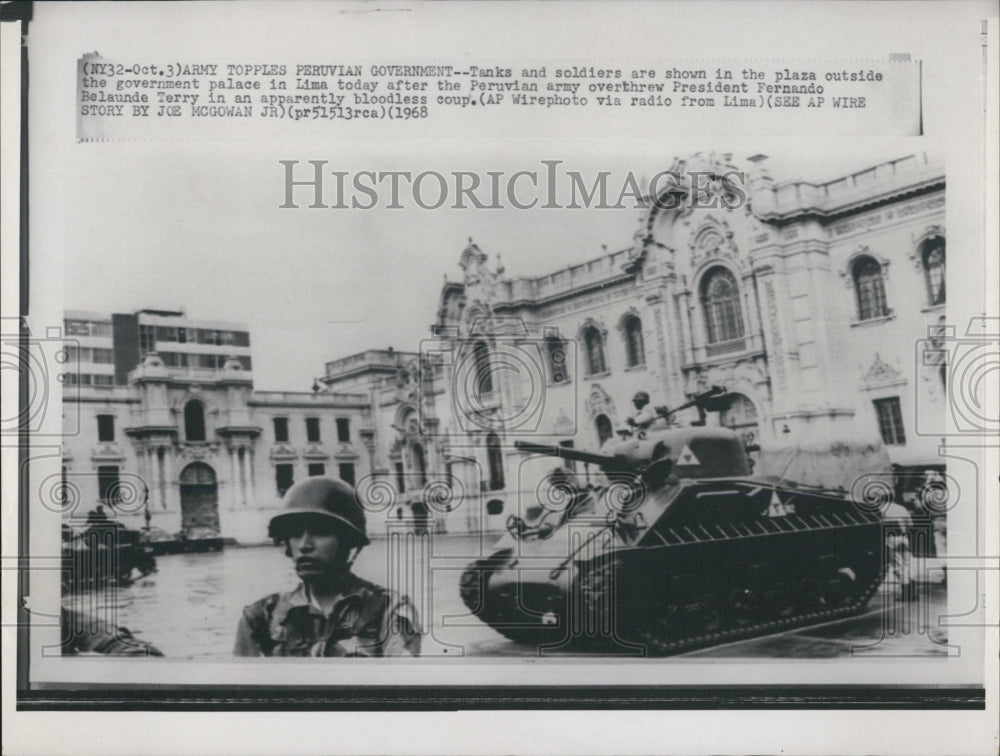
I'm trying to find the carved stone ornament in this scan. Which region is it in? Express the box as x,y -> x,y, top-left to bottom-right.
584,383 -> 616,421
863,352 -> 903,384
551,408 -> 576,435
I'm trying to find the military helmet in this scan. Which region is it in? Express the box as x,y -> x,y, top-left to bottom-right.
268,477 -> 370,547
633,391 -> 650,403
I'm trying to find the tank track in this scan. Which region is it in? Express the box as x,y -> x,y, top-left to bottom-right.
574,552 -> 884,656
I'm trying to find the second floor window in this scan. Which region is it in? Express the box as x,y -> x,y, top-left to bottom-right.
473,340 -> 493,395
336,418 -> 350,443
305,417 -> 321,443
584,327 -> 607,376
923,238 -> 946,306
623,315 -> 646,367
487,433 -> 505,490
854,256 -> 889,321
273,417 -> 289,443
873,396 -> 906,446
702,268 -> 745,344
96,414 -> 115,442
184,400 -> 206,442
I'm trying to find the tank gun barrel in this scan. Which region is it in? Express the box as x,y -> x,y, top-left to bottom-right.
656,385 -> 727,420
513,440 -> 621,469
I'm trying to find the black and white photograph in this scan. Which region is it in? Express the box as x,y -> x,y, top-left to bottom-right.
2,2 -> 997,755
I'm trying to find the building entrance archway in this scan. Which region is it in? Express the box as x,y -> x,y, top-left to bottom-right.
179,462 -> 220,540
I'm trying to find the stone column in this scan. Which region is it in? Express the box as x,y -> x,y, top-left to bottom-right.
161,445 -> 173,511
754,264 -> 802,420
229,445 -> 240,509
238,446 -> 247,507
147,446 -> 160,509
675,289 -> 696,367
247,446 -> 256,509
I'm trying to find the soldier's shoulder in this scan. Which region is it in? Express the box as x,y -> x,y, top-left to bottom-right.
242,590 -> 286,620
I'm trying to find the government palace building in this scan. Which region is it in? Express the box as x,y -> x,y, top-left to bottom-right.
61,151 -> 947,544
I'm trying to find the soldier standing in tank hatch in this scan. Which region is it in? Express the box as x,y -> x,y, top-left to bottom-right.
625,391 -> 667,433
234,477 -> 421,657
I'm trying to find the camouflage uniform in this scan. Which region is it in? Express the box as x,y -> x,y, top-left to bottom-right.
234,572 -> 420,657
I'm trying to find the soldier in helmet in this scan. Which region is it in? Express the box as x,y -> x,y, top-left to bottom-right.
625,391 -> 665,432
234,477 -> 421,657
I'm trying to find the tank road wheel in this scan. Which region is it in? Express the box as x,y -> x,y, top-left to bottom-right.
763,581 -> 797,622
822,568 -> 859,609
689,593 -> 724,637
575,558 -> 629,651
636,601 -> 687,656
488,584 -> 566,647
725,587 -> 762,631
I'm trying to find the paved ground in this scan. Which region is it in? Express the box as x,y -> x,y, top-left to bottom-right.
85,535 -> 950,659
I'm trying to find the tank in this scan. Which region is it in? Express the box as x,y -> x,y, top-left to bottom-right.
62,520 -> 157,591
458,389 -> 886,655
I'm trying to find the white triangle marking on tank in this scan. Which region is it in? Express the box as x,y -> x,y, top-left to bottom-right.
676,444 -> 700,466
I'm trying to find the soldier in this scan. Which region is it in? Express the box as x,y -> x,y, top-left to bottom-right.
625,391 -> 667,432
234,477 -> 421,657
883,500 -> 917,602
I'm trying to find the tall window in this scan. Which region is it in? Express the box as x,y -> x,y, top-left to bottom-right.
307,463 -> 326,477
412,442 -> 428,487
873,397 -> 906,446
595,414 -> 613,447
702,267 -> 744,343
623,315 -> 645,367
486,432 -> 505,491
336,418 -> 351,443
97,465 -> 120,504
184,400 -> 206,442
96,414 -> 115,442
584,326 -> 607,375
922,238 -> 946,305
472,340 -> 493,395
138,325 -> 156,357
305,417 -> 321,443
546,335 -> 569,383
275,464 -> 294,496
338,463 -> 356,487
853,256 -> 889,320
273,417 -> 289,443
394,461 -> 406,493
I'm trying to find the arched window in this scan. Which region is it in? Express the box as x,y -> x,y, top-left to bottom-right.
922,238 -> 945,305
853,256 -> 889,320
702,268 -> 745,344
595,414 -> 613,447
546,335 -> 569,383
584,326 -> 607,376
486,433 -> 505,490
411,442 -> 428,488
184,400 -> 206,442
623,315 -> 645,367
472,340 -> 493,395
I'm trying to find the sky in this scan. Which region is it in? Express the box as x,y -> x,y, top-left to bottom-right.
56,137 -> 931,391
